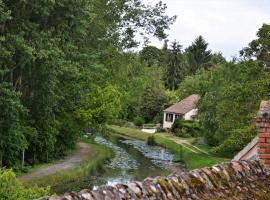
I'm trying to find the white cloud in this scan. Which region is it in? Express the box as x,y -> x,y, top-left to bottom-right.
147,0 -> 270,59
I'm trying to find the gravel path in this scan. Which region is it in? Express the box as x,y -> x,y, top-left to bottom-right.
19,142 -> 91,182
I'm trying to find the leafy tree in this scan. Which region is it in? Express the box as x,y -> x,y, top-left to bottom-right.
186,36 -> 212,74
0,0 -> 175,167
176,69 -> 210,99
197,61 -> 270,154
76,85 -> 121,127
139,46 -> 163,67
0,83 -> 28,167
240,23 -> 270,69
139,78 -> 167,122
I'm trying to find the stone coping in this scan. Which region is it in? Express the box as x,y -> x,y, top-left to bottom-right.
40,160 -> 270,200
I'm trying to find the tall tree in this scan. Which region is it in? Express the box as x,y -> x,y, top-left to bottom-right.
0,0 -> 175,167
186,36 -> 212,74
164,41 -> 184,90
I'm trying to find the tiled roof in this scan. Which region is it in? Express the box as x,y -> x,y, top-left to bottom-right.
164,94 -> 200,114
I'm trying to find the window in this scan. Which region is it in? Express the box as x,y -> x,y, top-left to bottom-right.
165,113 -> 173,122
175,114 -> 183,119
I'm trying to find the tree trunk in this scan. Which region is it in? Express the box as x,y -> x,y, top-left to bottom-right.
22,150 -> 25,168
0,152 -> 3,167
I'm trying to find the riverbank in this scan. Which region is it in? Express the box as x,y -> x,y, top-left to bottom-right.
108,125 -> 228,170
21,139 -> 113,191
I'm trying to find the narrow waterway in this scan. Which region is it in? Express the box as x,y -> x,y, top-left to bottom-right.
53,134 -> 184,194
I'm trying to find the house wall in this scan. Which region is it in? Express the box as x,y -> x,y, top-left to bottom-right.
163,112 -> 174,128
184,109 -> 198,120
163,110 -> 198,129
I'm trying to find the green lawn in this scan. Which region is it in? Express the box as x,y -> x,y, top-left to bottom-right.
108,125 -> 228,170
108,125 -> 150,141
23,139 -> 114,189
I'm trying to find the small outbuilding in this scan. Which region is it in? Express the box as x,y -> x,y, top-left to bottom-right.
163,94 -> 200,128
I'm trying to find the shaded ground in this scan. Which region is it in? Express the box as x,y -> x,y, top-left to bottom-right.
19,142 -> 91,182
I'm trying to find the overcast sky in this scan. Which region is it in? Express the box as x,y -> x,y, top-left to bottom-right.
147,0 -> 270,59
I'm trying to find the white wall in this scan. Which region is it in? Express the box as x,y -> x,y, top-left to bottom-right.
163,112 -> 174,128
163,109 -> 198,128
184,109 -> 198,120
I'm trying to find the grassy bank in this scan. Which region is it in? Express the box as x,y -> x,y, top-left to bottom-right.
108,125 -> 228,170
23,139 -> 113,189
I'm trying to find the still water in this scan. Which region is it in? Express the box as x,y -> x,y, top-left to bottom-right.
53,135 -> 180,194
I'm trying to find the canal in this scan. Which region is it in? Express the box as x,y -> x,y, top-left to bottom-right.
52,134 -> 184,194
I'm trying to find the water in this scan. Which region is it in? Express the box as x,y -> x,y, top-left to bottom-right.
53,135 -> 182,194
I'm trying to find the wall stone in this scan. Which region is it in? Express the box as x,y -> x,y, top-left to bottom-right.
40,160 -> 270,200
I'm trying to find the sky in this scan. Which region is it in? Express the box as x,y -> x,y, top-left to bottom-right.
147,0 -> 270,59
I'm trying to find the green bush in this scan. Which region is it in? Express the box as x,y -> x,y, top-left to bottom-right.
212,126 -> 257,157
171,118 -> 202,137
147,135 -> 156,145
134,116 -> 145,127
0,169 -> 49,200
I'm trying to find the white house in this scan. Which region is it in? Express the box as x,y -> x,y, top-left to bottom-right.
163,94 -> 200,129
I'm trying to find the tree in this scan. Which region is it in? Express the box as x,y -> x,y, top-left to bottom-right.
0,83 -> 28,167
164,41 -> 184,90
197,61 -> 270,155
0,0 -> 175,167
240,23 -> 270,70
139,75 -> 167,122
186,36 -> 212,74
139,46 -> 163,67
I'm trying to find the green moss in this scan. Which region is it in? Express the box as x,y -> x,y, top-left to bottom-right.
216,170 -> 232,188
185,176 -> 204,188
204,173 -> 219,188
171,180 -> 184,194
157,177 -> 170,194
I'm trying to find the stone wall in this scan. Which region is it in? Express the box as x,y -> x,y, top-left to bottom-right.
40,160 -> 270,200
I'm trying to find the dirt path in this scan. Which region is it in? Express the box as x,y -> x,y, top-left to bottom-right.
19,142 -> 91,182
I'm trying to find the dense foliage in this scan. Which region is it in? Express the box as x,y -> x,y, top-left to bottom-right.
171,118 -> 202,138
0,168 -> 49,200
1,0 -> 268,170
175,24 -> 270,157
0,0 -> 175,168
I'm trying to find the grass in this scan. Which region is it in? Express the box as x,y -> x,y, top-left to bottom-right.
108,125 -> 228,170
108,125 -> 150,141
153,135 -> 228,169
18,145 -> 80,176
23,139 -> 114,189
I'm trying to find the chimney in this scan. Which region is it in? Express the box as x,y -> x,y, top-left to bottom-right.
256,100 -> 270,170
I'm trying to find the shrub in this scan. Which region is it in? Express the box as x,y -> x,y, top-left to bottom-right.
171,118 -> 202,137
147,135 -> 156,145
0,169 -> 49,200
212,126 -> 257,157
134,116 -> 145,127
